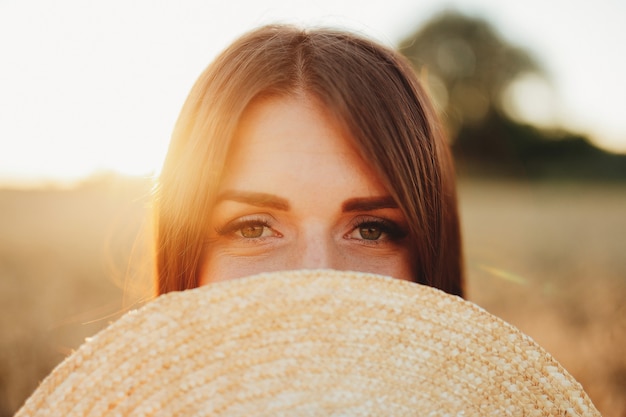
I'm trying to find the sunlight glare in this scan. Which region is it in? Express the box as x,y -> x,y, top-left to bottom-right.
501,73 -> 558,129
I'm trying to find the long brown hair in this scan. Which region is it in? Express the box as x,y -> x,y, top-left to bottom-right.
155,25 -> 464,297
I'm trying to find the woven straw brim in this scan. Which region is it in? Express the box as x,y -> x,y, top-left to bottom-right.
17,270 -> 600,416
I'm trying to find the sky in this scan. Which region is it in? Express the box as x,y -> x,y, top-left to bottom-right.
1,0 -> 624,187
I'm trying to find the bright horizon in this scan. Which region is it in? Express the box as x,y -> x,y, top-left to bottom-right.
1,0 -> 625,187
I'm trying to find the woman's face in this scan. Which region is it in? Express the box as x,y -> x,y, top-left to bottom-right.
199,95 -> 414,284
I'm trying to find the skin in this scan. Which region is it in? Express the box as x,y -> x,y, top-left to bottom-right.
199,94 -> 414,284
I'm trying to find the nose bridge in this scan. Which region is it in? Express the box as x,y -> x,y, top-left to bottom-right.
295,221 -> 334,270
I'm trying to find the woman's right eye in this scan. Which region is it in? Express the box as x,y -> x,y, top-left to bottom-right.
216,218 -> 281,240
236,222 -> 274,238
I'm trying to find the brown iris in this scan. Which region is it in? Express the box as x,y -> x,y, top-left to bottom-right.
359,225 -> 382,240
241,225 -> 265,238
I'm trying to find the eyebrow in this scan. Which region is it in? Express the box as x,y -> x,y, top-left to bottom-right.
342,196 -> 398,212
215,191 -> 290,211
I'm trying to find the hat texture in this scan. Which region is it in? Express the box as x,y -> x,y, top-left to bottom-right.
17,269 -> 600,416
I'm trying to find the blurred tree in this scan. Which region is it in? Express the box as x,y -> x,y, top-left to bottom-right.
399,10 -> 626,180
399,10 -> 542,140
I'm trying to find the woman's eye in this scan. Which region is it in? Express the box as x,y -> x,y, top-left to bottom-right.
358,224 -> 383,241
238,223 -> 271,238
215,217 -> 281,240
215,216 -> 282,240
346,219 -> 405,243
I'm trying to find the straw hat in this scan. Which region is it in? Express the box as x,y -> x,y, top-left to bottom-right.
17,270 -> 600,416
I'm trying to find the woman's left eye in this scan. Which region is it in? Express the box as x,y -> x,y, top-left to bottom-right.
355,223 -> 383,240
345,218 -> 406,243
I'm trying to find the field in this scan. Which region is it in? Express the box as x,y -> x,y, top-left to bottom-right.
1,177 -> 625,416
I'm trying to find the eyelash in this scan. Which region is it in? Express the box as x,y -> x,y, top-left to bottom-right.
215,215 -> 279,239
347,217 -> 407,243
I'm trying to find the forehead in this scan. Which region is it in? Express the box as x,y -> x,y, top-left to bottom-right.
218,95 -> 388,198
234,94 -> 349,152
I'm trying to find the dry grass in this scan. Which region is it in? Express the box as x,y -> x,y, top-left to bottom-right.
460,179 -> 626,416
0,178 -> 153,416
1,177 -> 624,416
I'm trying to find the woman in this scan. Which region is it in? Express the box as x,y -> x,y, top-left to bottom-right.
155,24 -> 464,297
18,25 -> 604,417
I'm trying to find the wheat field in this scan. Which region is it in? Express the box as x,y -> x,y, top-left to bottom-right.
1,177 -> 624,416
